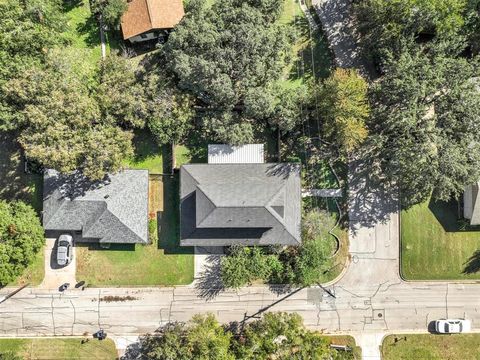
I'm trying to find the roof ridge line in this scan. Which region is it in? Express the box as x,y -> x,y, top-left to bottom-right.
195,186 -> 217,227
144,0 -> 154,29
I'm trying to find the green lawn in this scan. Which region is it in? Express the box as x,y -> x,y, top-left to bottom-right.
124,130 -> 165,174
0,338 -> 117,360
62,0 -> 102,79
11,249 -> 45,286
382,334 -> 480,360
401,199 -> 480,280
280,0 -> 333,88
77,176 -> 194,286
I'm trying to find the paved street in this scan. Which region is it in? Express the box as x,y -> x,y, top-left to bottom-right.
2,160 -> 479,359
0,2 -> 478,360
1,193 -> 480,357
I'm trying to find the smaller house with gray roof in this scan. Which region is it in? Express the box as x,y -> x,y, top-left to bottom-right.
43,169 -> 149,244
180,163 -> 301,247
464,182 -> 480,226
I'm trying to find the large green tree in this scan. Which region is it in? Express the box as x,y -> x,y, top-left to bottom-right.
236,312 -> 338,360
138,314 -> 233,360
368,39 -> 480,207
163,0 -> 292,144
137,313 -> 352,360
0,0 -> 66,131
220,246 -> 282,289
354,0 -> 468,64
91,0 -> 127,28
466,0 -> 480,53
0,200 -> 44,286
142,63 -> 195,146
97,55 -> 148,129
315,68 -> 370,156
5,55 -> 136,180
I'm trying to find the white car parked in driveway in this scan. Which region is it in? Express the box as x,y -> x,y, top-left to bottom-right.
435,319 -> 471,334
56,234 -> 73,267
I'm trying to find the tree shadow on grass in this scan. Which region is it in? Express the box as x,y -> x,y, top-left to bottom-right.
158,175 -> 193,255
63,0 -> 84,12
0,134 -> 43,213
428,199 -> 480,233
288,16 -> 334,84
128,129 -> 164,170
181,128 -> 209,164
76,13 -> 101,48
194,254 -> 225,300
463,250 -> 480,274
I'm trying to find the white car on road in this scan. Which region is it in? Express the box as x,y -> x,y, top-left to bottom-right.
435,319 -> 471,334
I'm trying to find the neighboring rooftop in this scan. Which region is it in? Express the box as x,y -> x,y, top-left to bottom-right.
208,144 -> 264,164
121,0 -> 184,40
464,182 -> 480,226
43,169 -> 149,244
180,163 -> 301,247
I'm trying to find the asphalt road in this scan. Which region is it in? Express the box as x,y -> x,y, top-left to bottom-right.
1,188 -> 479,358
1,3 -> 479,359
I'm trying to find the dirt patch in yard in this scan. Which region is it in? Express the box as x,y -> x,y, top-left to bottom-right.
149,174 -> 164,218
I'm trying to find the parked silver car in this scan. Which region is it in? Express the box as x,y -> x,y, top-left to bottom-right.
57,234 -> 73,266
435,319 -> 471,334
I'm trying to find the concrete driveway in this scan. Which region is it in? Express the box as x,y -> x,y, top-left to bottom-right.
39,238 -> 76,290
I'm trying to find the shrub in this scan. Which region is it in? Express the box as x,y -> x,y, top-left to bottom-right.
0,200 -> 44,286
220,246 -> 282,288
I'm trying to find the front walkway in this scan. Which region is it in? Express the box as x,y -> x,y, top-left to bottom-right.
39,238 -> 76,290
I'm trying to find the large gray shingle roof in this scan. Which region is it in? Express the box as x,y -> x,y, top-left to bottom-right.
180,163 -> 301,246
43,169 -> 149,244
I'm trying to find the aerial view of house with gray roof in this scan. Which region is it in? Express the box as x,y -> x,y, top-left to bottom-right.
180,163 -> 301,247
42,169 -> 149,244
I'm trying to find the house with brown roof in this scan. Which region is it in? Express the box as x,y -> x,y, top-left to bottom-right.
121,0 -> 184,43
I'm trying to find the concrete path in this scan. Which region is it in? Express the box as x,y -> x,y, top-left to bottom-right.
39,238 -> 76,290
312,0 -> 376,79
194,246 -> 224,280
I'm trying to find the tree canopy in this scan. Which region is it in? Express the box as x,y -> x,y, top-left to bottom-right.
315,68 -> 370,156
0,200 -> 44,286
138,314 -> 233,360
5,54 -> 140,180
91,0 -> 127,28
235,312 -> 336,360
162,0 -> 293,144
368,39 -> 480,206
354,0 -> 469,64
0,0 -> 66,131
136,313 -> 353,360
